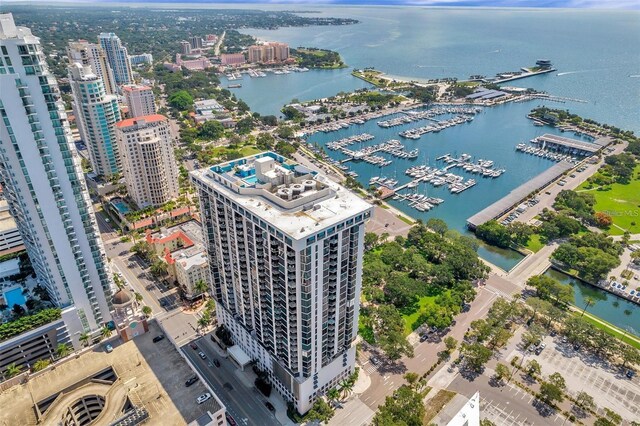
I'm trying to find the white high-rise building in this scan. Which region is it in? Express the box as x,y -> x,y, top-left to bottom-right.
122,84 -> 156,118
0,14 -> 113,331
191,152 -> 372,414
69,62 -> 121,177
116,114 -> 179,208
98,32 -> 133,85
66,40 -> 117,95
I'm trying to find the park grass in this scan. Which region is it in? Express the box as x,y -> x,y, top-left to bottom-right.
239,146 -> 261,157
397,214 -> 414,225
526,234 -> 544,253
574,310 -> 640,350
423,389 -> 457,424
577,165 -> 640,235
402,296 -> 437,336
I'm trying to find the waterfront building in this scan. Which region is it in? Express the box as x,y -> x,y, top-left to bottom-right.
129,53 -> 153,66
220,53 -> 245,66
0,14 -> 114,332
122,84 -> 156,118
191,152 -> 372,413
69,62 -> 122,177
0,199 -> 24,256
98,32 -> 133,85
115,114 -> 179,208
190,36 -> 203,50
248,42 -> 289,64
66,40 -> 117,95
180,40 -> 191,56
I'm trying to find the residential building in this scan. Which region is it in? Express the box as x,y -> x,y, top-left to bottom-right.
190,36 -> 203,50
180,41 -> 191,55
190,152 -> 372,414
115,114 -> 179,208
122,84 -> 156,118
176,53 -> 212,71
69,62 -> 122,177
146,220 -> 210,300
248,42 -> 289,64
66,40 -> 117,95
98,32 -> 133,85
0,199 -> 24,255
129,53 -> 153,66
220,53 -> 245,66
0,14 -> 113,331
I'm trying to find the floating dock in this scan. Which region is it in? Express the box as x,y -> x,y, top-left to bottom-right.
466,161 -> 574,230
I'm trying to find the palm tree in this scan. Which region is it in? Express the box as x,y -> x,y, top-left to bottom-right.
32,359 -> 50,372
580,297 -> 595,317
5,362 -> 22,378
142,305 -> 152,318
79,332 -> 90,347
134,292 -> 144,303
326,388 -> 340,404
56,343 -> 71,359
194,279 -> 208,299
101,325 -> 112,339
339,378 -> 354,399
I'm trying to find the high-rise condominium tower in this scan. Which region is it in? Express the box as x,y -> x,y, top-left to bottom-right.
122,84 -> 156,118
191,153 -> 372,413
98,32 -> 133,85
116,114 -> 179,208
66,40 -> 117,95
0,14 -> 113,331
69,62 -> 121,177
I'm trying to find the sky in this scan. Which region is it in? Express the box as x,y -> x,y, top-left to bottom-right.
9,0 -> 639,9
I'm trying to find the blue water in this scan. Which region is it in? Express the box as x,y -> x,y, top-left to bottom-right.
4,287 -> 26,308
545,268 -> 639,337
244,7 -> 640,133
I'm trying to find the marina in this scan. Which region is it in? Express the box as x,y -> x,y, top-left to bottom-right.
436,153 -> 506,178
515,142 -> 580,162
377,106 -> 482,128
325,133 -> 375,150
399,115 -> 475,139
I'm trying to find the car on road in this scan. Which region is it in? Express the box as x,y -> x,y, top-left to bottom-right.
265,402 -> 275,412
104,343 -> 113,353
190,343 -> 198,350
198,351 -> 207,359
225,414 -> 237,426
213,359 -> 221,367
196,393 -> 212,404
185,376 -> 199,387
370,356 -> 380,366
152,335 -> 165,343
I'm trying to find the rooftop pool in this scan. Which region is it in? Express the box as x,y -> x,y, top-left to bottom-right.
3,287 -> 26,308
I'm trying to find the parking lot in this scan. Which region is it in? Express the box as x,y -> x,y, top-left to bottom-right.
528,334 -> 640,422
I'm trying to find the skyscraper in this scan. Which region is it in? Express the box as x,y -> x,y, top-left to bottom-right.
66,40 -> 117,95
191,153 -> 372,413
69,62 -> 121,177
98,32 -> 133,85
116,114 -> 179,208
0,14 -> 113,331
122,84 -> 156,118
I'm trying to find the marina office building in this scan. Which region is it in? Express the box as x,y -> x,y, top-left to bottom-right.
191,152 -> 372,413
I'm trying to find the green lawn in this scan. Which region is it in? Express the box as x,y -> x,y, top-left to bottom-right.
526,234 -> 544,253
578,165 -> 640,235
576,310 -> 640,350
239,146 -> 261,156
402,296 -> 437,336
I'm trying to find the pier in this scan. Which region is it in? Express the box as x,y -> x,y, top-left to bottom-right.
531,134 -> 611,156
399,115 -> 474,139
436,153 -> 506,178
326,133 -> 375,151
466,161 -> 574,230
377,106 -> 481,128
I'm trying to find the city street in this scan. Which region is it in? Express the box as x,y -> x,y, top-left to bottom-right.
181,335 -> 280,426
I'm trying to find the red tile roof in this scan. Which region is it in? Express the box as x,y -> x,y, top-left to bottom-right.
116,114 -> 167,128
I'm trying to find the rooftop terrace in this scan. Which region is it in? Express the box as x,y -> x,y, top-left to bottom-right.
191,152 -> 372,241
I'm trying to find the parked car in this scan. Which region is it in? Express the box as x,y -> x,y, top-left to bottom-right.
198,351 -> 207,359
265,402 -> 275,412
197,393 -> 212,404
420,334 -> 429,342
213,359 -> 221,367
190,343 -> 198,350
626,370 -> 635,379
185,376 -> 199,387
104,343 -> 113,353
152,335 -> 165,343
226,414 -> 238,426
